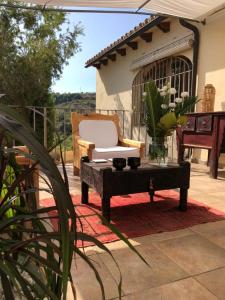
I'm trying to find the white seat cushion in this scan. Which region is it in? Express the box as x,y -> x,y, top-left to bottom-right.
92,146 -> 140,159
79,120 -> 118,147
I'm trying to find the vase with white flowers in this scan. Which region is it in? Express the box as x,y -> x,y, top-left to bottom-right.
143,81 -> 199,164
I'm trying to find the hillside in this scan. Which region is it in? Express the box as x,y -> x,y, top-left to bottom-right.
53,92 -> 96,108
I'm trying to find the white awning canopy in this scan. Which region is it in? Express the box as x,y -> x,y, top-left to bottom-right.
19,0 -> 225,21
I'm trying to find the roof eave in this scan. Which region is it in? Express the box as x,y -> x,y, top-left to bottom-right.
85,15 -> 166,68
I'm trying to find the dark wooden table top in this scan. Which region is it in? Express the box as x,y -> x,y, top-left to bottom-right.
81,160 -> 187,173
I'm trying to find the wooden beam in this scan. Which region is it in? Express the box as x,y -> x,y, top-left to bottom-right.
93,63 -> 101,69
157,22 -> 170,33
116,48 -> 126,56
127,41 -> 138,50
100,59 -> 108,66
107,53 -> 116,61
140,32 -> 152,43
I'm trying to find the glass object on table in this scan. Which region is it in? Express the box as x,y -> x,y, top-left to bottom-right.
149,136 -> 168,166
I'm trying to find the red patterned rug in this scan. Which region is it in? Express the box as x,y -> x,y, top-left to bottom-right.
40,190 -> 225,247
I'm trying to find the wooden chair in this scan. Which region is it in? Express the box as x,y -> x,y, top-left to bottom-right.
15,146 -> 39,207
71,112 -> 145,175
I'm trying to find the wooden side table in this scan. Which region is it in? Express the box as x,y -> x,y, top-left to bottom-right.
176,111 -> 225,179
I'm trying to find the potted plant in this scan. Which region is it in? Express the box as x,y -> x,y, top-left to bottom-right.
0,104 -> 147,299
143,81 -> 199,164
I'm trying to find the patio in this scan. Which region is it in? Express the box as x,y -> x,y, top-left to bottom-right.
40,163 -> 225,300
2,0 -> 225,298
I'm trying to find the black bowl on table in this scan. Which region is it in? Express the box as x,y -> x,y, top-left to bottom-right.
112,158 -> 126,171
81,155 -> 90,163
127,157 -> 141,170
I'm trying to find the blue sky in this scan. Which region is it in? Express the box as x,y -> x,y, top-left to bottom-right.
52,12 -> 146,93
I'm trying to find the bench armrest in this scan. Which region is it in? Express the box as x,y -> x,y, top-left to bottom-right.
119,138 -> 145,148
77,138 -> 95,150
14,146 -> 31,165
119,138 -> 145,158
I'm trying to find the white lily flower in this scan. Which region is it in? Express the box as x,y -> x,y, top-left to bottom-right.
162,85 -> 168,92
142,92 -> 147,97
175,97 -> 183,103
161,104 -> 168,109
181,91 -> 189,98
160,91 -> 167,97
169,102 -> 176,108
169,88 -> 177,95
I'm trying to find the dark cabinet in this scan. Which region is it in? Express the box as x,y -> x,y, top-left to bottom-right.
196,115 -> 212,132
176,112 -> 225,178
184,117 -> 196,131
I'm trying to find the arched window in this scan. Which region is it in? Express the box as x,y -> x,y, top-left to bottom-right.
132,56 -> 193,122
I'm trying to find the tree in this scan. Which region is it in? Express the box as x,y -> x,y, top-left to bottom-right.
0,1 -> 83,145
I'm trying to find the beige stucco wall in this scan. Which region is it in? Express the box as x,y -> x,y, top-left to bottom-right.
96,18 -> 192,143
96,14 -> 225,113
95,14 -> 225,164
96,19 -> 192,113
196,13 -> 225,112
193,13 -> 225,164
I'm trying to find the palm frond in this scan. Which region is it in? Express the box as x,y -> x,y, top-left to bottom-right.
144,81 -> 165,137
0,104 -> 148,300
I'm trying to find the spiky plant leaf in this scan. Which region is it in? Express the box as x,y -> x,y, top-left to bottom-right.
144,81 -> 163,137
0,104 -> 148,300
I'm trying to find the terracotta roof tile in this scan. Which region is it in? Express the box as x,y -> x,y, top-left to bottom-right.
85,15 -> 160,67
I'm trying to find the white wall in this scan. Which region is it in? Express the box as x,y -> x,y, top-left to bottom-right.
96,19 -> 192,112
196,14 -> 225,112
193,13 -> 225,164
95,14 -> 225,164
95,19 -> 192,143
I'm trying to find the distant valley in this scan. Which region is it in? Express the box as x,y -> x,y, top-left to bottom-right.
53,92 -> 96,110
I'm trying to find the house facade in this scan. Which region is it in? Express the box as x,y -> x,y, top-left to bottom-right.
86,12 -> 225,164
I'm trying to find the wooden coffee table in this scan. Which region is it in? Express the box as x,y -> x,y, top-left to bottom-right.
80,160 -> 190,222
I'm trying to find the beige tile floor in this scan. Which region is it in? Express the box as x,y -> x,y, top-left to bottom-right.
40,163 -> 225,300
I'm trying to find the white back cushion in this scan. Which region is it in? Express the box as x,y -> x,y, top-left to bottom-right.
79,120 -> 118,147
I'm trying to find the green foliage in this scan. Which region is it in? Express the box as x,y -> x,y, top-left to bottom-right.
0,105 -> 147,299
174,95 -> 200,116
145,81 -> 161,137
159,112 -> 177,131
0,1 -> 83,107
0,1 -> 83,146
53,92 -> 96,105
143,81 -> 199,138
1,164 -> 20,220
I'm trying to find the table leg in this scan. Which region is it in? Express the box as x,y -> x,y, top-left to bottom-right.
178,145 -> 185,163
81,181 -> 89,204
209,152 -> 219,179
179,188 -> 188,211
149,190 -> 154,202
102,195 -> 111,222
